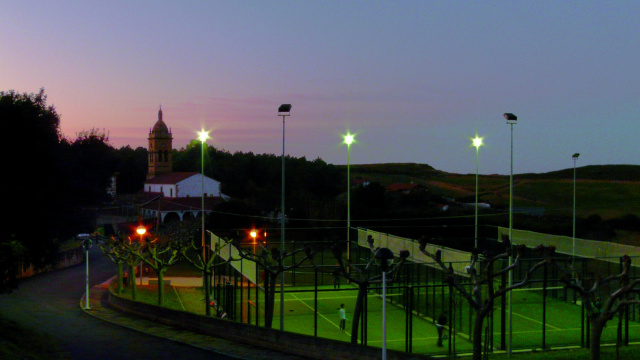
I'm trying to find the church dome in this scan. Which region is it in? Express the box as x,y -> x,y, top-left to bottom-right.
151,107 -> 171,136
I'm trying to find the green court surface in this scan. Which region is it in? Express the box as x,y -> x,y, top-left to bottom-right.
114,281 -> 640,357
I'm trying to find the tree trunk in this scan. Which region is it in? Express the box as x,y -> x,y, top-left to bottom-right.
590,319 -> 604,360
129,265 -> 137,300
472,310 -> 488,360
264,272 -> 278,328
116,263 -> 123,294
157,269 -> 165,305
350,283 -> 367,344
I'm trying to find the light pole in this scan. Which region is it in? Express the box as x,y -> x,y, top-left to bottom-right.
278,103 -> 291,331
374,247 -> 394,360
250,229 -> 257,254
572,153 -> 580,266
136,225 -> 147,285
198,129 -> 211,316
343,132 -> 355,263
81,235 -> 92,310
503,112 -> 517,354
472,135 -> 483,249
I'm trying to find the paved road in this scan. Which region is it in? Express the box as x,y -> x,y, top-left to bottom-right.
0,246 -> 235,360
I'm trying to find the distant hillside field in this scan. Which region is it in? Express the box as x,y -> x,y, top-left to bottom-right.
347,163 -> 640,219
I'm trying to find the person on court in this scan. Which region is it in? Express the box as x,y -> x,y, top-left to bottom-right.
339,304 -> 346,331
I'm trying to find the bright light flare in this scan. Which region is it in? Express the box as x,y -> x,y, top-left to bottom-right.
472,136 -> 483,148
198,130 -> 210,143
343,132 -> 356,146
136,225 -> 147,236
250,229 -> 257,240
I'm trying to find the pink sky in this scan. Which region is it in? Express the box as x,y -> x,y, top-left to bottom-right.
3,1 -> 639,175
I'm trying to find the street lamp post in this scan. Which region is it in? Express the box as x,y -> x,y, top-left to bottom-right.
278,104 -> 291,331
136,225 -> 147,285
374,247 -> 395,360
250,229 -> 257,254
503,112 -> 517,354
572,153 -> 580,266
343,133 -> 355,263
198,130 -> 211,316
472,135 -> 483,249
81,235 -> 93,310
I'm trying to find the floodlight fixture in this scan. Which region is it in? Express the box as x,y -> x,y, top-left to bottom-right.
472,135 -> 483,148
198,130 -> 209,143
503,113 -> 517,123
278,104 -> 292,116
573,153 -> 580,159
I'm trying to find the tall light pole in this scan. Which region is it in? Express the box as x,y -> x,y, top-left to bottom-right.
343,132 -> 355,263
572,153 -> 580,266
80,235 -> 92,310
472,135 -> 483,249
198,129 -> 210,316
136,225 -> 147,285
250,228 -> 257,254
278,103 -> 291,331
503,112 -> 517,354
374,247 -> 394,360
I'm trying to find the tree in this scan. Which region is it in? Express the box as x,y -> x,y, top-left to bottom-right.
552,255 -> 640,360
98,236 -> 128,294
180,222 -> 234,316
229,239 -> 315,328
125,222 -> 194,305
0,89 -> 81,293
417,236 -> 550,360
306,235 -> 410,344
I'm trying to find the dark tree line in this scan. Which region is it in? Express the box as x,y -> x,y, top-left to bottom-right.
0,89 -> 123,293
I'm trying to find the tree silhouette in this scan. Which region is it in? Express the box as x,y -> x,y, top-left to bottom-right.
552,255 -> 640,360
306,235 -> 410,344
417,236 -> 550,360
230,239 -> 314,328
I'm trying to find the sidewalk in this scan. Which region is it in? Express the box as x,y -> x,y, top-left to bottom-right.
80,281 -> 312,360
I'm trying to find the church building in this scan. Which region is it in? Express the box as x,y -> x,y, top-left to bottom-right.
140,107 -> 224,223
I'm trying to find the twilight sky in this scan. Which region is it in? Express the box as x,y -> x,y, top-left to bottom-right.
2,1 -> 638,175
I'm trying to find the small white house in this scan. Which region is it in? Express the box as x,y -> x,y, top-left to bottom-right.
144,172 -> 221,198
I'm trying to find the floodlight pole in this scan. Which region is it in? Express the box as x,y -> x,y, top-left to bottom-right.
198,130 -> 210,316
572,153 -> 580,267
344,133 -> 355,264
504,113 -> 517,355
472,136 -> 482,249
278,104 -> 291,331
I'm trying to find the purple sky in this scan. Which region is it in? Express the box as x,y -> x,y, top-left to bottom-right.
3,1 -> 639,175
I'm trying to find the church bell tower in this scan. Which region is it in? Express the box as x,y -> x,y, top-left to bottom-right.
147,106 -> 173,179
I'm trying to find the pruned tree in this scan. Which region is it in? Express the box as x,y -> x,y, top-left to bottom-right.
98,236 -> 128,294
181,227 -> 234,316
418,236 -> 551,360
230,238 -> 315,328
125,222 -> 193,306
305,235 -> 410,344
552,255 -> 640,360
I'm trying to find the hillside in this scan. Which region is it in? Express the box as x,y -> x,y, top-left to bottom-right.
346,163 -> 640,219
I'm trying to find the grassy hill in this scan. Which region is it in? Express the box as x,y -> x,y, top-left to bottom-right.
347,163 -> 640,219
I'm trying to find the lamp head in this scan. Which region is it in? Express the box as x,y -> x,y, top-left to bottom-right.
278,104 -> 292,116
375,247 -> 395,272
572,153 -> 580,159
136,225 -> 147,236
343,133 -> 355,146
198,130 -> 209,143
503,113 -> 517,123
472,136 -> 483,148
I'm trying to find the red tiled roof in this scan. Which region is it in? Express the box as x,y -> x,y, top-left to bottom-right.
385,183 -> 423,192
145,172 -> 199,185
